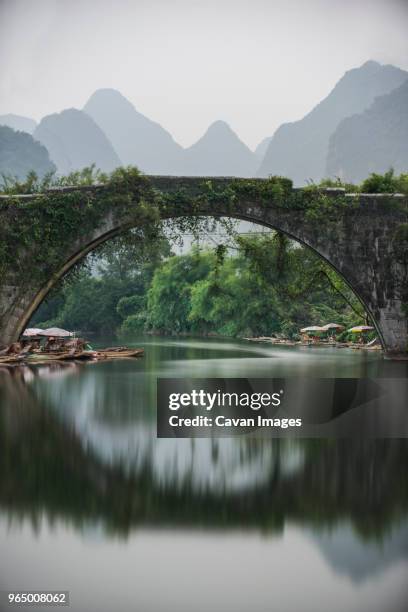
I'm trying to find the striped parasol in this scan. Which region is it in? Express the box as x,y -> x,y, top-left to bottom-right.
347,325 -> 374,333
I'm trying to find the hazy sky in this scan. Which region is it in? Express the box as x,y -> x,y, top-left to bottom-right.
0,0 -> 407,149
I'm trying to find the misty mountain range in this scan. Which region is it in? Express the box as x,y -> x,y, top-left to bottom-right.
1,60 -> 407,184
257,60 -> 407,183
0,113 -> 37,134
33,108 -> 121,175
326,78 -> 408,183
0,125 -> 55,180
84,88 -> 183,175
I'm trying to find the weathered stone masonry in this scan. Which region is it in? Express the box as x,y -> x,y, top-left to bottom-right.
0,176 -> 407,356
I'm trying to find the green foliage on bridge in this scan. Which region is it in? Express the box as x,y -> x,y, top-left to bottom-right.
1,166 -> 407,322
0,167 -> 160,289
0,165 -> 351,287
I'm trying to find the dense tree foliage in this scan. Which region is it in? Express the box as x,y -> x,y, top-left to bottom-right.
144,236 -> 362,338
32,232 -> 364,338
360,169 -> 408,194
32,232 -> 171,334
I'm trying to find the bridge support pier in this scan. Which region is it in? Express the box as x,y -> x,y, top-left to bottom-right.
378,306 -> 408,358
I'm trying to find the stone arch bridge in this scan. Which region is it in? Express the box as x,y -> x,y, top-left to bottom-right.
0,176 -> 407,356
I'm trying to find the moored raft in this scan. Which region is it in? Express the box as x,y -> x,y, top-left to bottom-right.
94,348 -> 144,359
25,347 -> 145,362
0,354 -> 25,365
25,351 -> 95,363
0,331 -> 145,364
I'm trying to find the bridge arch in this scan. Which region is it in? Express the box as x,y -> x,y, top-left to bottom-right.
21,211 -> 376,346
0,175 -> 407,356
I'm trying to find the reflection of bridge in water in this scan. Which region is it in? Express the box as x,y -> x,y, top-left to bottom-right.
0,365 -> 407,540
0,176 -> 407,355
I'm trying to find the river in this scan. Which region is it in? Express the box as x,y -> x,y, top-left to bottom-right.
0,336 -> 407,611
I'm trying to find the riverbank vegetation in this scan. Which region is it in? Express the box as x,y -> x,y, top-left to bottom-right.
31,231 -> 365,339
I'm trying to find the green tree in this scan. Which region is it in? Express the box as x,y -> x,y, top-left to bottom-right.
145,249 -> 214,333
360,169 -> 397,193
32,231 -> 171,334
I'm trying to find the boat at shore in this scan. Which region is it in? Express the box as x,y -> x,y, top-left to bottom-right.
0,354 -> 25,365
243,336 -> 382,351
0,346 -> 144,365
0,328 -> 146,365
94,348 -> 144,359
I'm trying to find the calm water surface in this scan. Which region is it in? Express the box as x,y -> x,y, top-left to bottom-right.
0,336 -> 407,612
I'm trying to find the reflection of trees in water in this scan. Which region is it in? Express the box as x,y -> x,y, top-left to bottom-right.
0,367 -> 408,541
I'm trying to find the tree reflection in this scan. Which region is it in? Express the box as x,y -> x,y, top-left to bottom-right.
0,366 -> 407,541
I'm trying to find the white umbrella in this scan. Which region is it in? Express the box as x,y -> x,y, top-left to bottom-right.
300,326 -> 325,333
38,327 -> 74,337
321,323 -> 344,330
22,328 -> 44,337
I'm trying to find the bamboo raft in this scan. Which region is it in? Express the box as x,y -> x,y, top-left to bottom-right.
0,355 -> 25,365
92,348 -> 145,360
0,347 -> 144,365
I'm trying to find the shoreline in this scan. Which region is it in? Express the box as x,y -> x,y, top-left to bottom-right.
242,336 -> 383,351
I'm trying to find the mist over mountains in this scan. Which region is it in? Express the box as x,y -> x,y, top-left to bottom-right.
33,109 -> 121,175
0,125 -> 55,179
0,114 -> 37,134
179,120 -> 257,177
83,91 -> 258,176
254,136 -> 272,161
326,79 -> 408,183
0,60 -> 407,183
257,60 -> 408,184
84,89 -> 183,175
